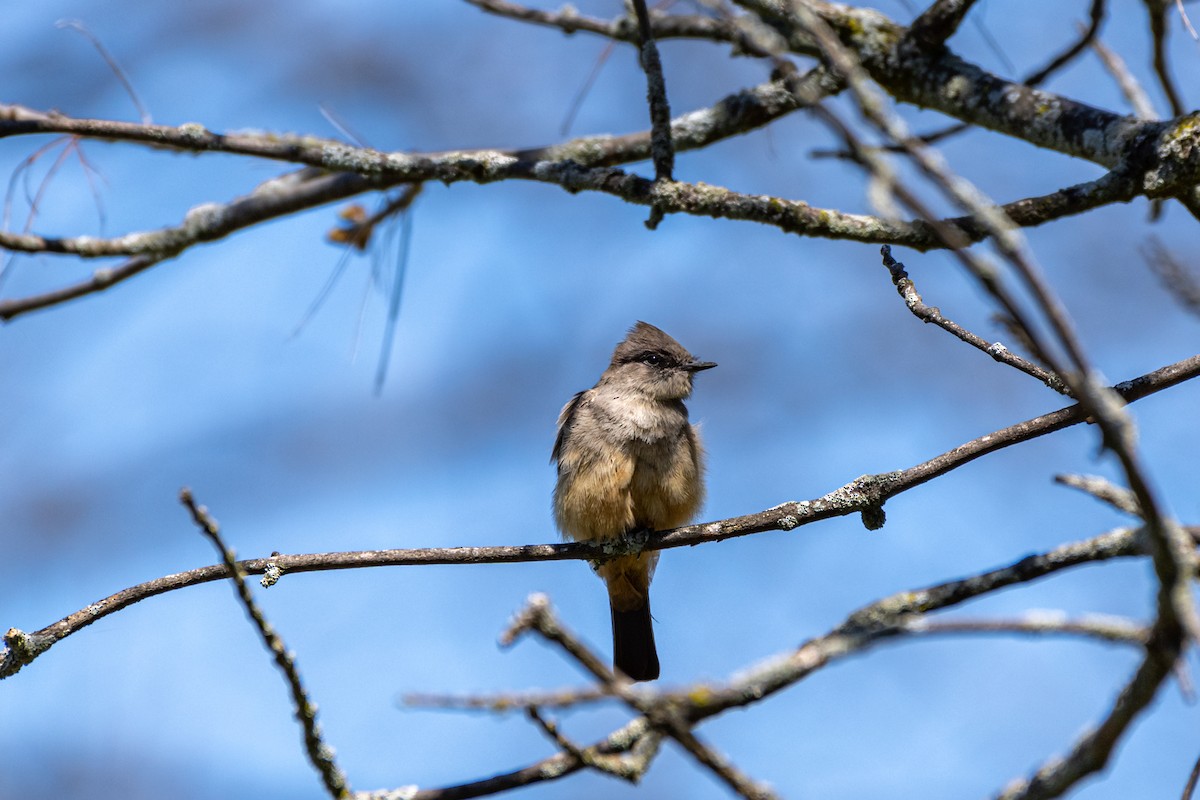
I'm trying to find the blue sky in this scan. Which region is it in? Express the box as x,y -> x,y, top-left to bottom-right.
2,1 -> 1198,798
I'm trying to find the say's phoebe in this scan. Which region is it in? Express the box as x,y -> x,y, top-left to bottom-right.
552,321 -> 716,681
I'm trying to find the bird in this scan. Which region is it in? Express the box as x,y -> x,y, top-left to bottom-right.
552,321 -> 716,681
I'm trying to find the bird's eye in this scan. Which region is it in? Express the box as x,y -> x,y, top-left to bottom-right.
641,353 -> 664,367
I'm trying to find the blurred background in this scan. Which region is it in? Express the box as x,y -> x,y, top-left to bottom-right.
2,1 -> 1198,798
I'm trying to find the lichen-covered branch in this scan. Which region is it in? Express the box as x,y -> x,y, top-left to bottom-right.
181,489 -> 350,799
385,528 -> 1189,800
0,117 -> 1146,321
4,352 -> 1197,680
905,0 -> 983,48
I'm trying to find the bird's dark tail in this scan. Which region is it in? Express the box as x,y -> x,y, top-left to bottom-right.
611,600 -> 660,681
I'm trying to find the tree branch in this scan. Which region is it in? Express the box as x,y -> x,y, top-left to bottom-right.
784,17 -> 1198,796
384,526 -> 1190,800
181,489 -> 350,799
1147,1 -> 1186,117
0,111 -> 1146,321
4,353 -> 1197,680
879,244 -> 1071,395
630,0 -> 674,182
464,0 -> 776,57
905,0 -> 982,49
1024,0 -> 1108,87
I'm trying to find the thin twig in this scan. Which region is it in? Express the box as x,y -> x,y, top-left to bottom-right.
905,0 -> 981,48
993,616 -> 1183,800
1054,474 -> 1142,516
0,136 -> 99,289
560,37 -> 618,136
524,707 -> 587,763
902,613 -> 1149,646
630,0 -> 674,183
507,595 -> 778,800
502,593 -> 616,684
1143,236 -> 1200,318
1,253 -> 166,319
1148,2 -> 1186,117
466,0 -> 775,57
879,245 -> 1070,395
667,725 -> 779,800
522,703 -> 654,782
1023,0 -> 1107,87
629,0 -> 675,228
179,488 -> 350,800
1178,0 -> 1200,39
56,20 -> 151,124
1090,33 -> 1158,120
403,686 -> 609,712
1183,751 -> 1200,800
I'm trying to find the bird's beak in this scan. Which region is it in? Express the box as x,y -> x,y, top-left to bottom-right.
685,360 -> 717,372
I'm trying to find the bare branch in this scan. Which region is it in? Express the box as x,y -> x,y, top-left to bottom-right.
407,612 -> 1153,722
1183,751 -> 1200,800
1054,474 -> 1142,516
507,595 -> 778,800
56,19 -> 151,124
390,527 -> 1193,800
784,15 -> 1198,796
523,708 -> 594,775
666,726 -> 779,800
465,0 -> 776,58
1147,1 -> 1186,117
675,525 -> 1185,723
905,0 -> 982,48
0,253 -> 165,319
0,142 -> 1132,264
501,593 -> 616,684
1143,236 -> 1200,318
738,0 -> 1200,180
1023,0 -> 1107,87
523,705 -> 660,783
1090,33 -> 1158,120
180,489 -> 350,799
880,245 -> 1071,395
4,353 -> 1197,680
0,67 -> 828,176
993,614 -> 1182,800
403,687 -> 609,713
364,716 -> 659,800
0,125 -> 1144,321
629,0 -> 675,192
471,0 -> 1200,190
903,613 -> 1149,646
0,167 -> 380,321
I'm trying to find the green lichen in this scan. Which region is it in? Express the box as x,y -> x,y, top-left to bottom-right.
176,122 -> 208,141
